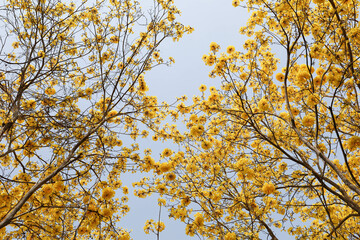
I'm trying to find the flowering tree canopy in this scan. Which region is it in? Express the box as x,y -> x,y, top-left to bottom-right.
0,0 -> 191,238
138,0 -> 360,239
2,0 -> 360,239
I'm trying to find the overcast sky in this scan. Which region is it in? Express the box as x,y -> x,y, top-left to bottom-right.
122,1 -> 249,239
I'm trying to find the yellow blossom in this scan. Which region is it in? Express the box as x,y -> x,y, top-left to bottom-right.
258,98 -> 269,111
194,212 -> 204,226
224,232 -> 237,240
209,42 -> 220,52
232,0 -> 240,7
45,87 -> 56,95
346,136 -> 360,151
102,187 -> 115,201
199,84 -> 207,92
302,114 -> 315,127
159,162 -> 172,173
275,72 -> 285,82
226,45 -> 235,54
101,208 -> 113,217
262,182 -> 275,194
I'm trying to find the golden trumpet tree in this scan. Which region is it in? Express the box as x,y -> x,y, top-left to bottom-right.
0,0 -> 191,239
137,0 -> 360,239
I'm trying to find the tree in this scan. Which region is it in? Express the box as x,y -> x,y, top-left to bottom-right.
138,0 -> 360,239
0,0 -> 191,238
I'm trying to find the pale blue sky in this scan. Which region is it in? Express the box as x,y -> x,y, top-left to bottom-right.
147,0 -> 248,102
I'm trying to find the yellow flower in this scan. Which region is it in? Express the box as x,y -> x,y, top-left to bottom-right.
209,42 -> 220,52
275,72 -> 285,82
53,181 -> 64,192
159,162 -> 172,173
232,0 -> 240,7
153,51 -> 160,59
296,70 -> 311,82
199,84 -> 207,92
291,107 -> 300,116
302,114 -> 315,127
224,232 -> 237,240
166,172 -> 176,181
12,42 -> 19,49
155,221 -> 165,232
117,62 -> 124,69
162,148 -> 173,157
85,88 -> 93,95
194,212 -> 204,226
45,87 -> 56,95
205,55 -> 216,66
102,187 -> 115,201
186,163 -> 198,173
110,35 -> 119,43
101,208 -> 113,218
23,99 -> 37,110
144,155 -> 155,166
122,186 -> 129,194
185,224 -> 195,236
202,54 -> 208,62
138,79 -> 148,92
315,67 -> 325,76
107,109 -> 118,117
116,139 -> 123,146
346,136 -> 360,151
226,45 -> 235,54
83,195 -> 90,204
262,182 -> 275,194
38,50 -> 45,58
190,125 -> 205,137
98,181 -> 108,189
77,226 -> 88,235
158,198 -> 166,206
258,98 -> 269,111
306,94 -> 319,107
144,220 -> 153,234
156,184 -> 166,194
201,140 -> 212,150
234,157 -> 249,169
42,184 -> 53,196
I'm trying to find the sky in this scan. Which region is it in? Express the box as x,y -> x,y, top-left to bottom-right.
120,0 -> 250,239
146,0 -> 248,102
